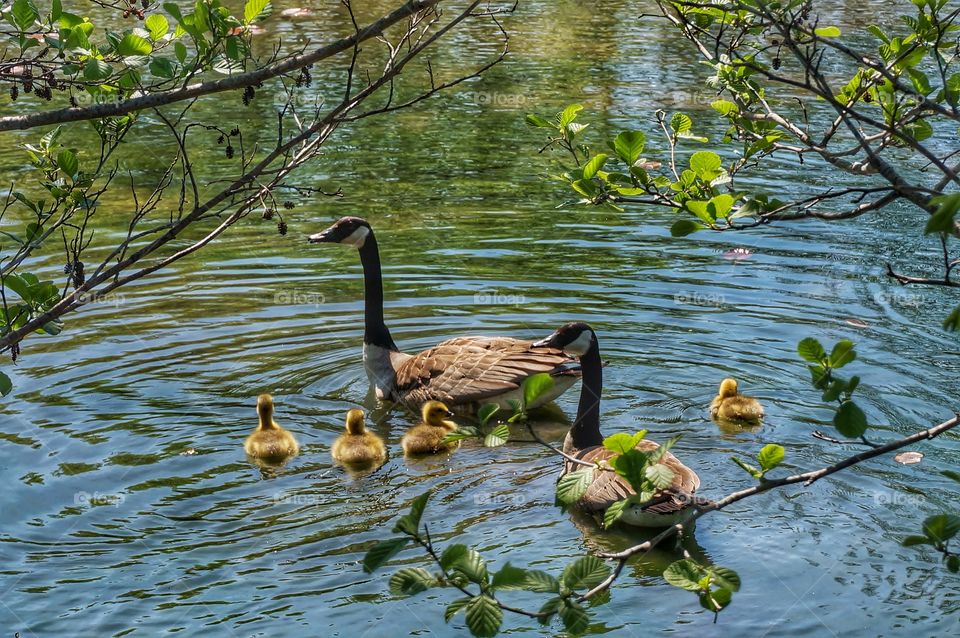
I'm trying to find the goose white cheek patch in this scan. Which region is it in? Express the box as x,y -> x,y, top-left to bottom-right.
342,225 -> 370,248
565,331 -> 593,356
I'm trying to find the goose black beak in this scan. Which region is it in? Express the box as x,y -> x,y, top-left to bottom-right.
532,333 -> 558,348
308,229 -> 335,244
446,410 -> 456,417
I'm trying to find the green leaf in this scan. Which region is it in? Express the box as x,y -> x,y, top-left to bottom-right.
689,151 -> 722,179
393,491 -> 431,535
902,535 -> 933,547
645,463 -> 674,490
686,200 -> 714,225
815,26 -> 842,37
670,112 -> 692,134
562,555 -> 611,590
942,305 -> 960,332
244,0 -> 268,23
556,469 -> 593,505
144,14 -> 169,40
538,597 -> 562,624
525,114 -> 554,128
925,193 -> 960,235
948,555 -> 960,573
610,449 -> 647,491
56,150 -> 78,179
602,431 -> 647,455
797,337 -> 826,363
613,130 -> 646,165
452,549 -> 488,585
491,563 -> 528,590
700,586 -> 733,612
829,339 -> 856,368
0,371 -> 11,397
464,595 -> 502,638
362,537 -> 407,573
522,373 -> 554,410
174,41 -> 187,63
521,570 -> 560,593
389,567 -> 436,595
445,597 -> 472,623
10,0 -> 39,31
582,154 -> 608,180
484,423 -> 509,448
757,444 -> 784,472
708,194 -> 734,218
117,33 -> 153,56
558,599 -> 590,634
440,544 -> 469,570
834,400 -> 868,437
670,219 -> 704,237
149,57 -> 175,79
477,403 -> 499,427
663,559 -> 704,592
922,514 -> 960,543
709,566 -> 741,592
942,470 -> 960,484
83,58 -> 113,81
602,498 -> 629,529
711,99 -> 738,116
558,104 -> 583,128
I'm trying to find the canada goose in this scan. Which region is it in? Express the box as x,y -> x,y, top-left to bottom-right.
710,378 -> 764,423
533,323 -> 702,527
401,401 -> 459,456
245,394 -> 299,462
308,217 -> 580,411
331,408 -> 387,467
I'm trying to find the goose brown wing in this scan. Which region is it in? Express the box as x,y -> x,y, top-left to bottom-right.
565,440 -> 700,515
394,336 -> 577,407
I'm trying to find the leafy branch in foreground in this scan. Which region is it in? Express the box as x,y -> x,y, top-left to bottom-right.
903,471 -> 960,573
363,491 -> 612,637
528,0 -> 960,327
360,336 -> 959,635
0,0 -> 511,397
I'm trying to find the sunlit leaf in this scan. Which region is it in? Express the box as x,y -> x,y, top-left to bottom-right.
834,400 -> 868,437
389,567 -> 436,595
562,555 -> 611,590
757,444 -> 784,472
556,469 -> 593,505
613,130 -> 646,165
464,595 -> 502,638
797,337 -> 826,363
922,514 -> 960,543
663,559 -> 705,592
362,537 -> 407,573
522,373 -> 554,410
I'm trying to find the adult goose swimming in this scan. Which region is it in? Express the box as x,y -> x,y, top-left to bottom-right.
307,217 -> 580,411
533,322 -> 703,527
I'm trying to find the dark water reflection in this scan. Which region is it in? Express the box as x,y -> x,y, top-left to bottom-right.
1,1 -> 959,636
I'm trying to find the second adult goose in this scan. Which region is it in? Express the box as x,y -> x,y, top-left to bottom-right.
308,217 -> 580,411
533,322 -> 703,528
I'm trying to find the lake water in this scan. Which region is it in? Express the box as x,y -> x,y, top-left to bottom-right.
2,1 -> 959,636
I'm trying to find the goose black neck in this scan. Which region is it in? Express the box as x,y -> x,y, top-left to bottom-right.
571,339 -> 603,451
357,233 -> 398,351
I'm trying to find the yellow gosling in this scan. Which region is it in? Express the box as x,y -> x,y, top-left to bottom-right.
244,394 -> 299,462
401,401 -> 459,456
331,409 -> 387,467
710,378 -> 764,423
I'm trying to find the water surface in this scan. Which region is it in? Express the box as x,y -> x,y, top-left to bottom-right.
1,1 -> 959,636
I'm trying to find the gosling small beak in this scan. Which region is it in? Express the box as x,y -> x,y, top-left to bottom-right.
446,410 -> 456,418
532,333 -> 558,349
308,228 -> 335,244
